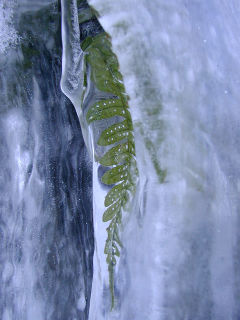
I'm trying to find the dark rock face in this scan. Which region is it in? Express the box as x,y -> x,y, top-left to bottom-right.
0,2 -> 94,319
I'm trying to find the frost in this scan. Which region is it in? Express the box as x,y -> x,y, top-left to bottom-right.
0,0 -> 19,53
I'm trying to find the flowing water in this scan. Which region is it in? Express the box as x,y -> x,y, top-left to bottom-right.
0,1 -> 93,319
1,0 -> 240,319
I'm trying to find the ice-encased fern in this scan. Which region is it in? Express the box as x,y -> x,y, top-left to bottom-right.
81,32 -> 138,307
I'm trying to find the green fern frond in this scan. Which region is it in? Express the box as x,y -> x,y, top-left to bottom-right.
98,120 -> 133,146
99,143 -> 131,166
101,164 -> 129,185
81,29 -> 138,309
86,99 -> 131,123
103,201 -> 122,222
104,182 -> 130,207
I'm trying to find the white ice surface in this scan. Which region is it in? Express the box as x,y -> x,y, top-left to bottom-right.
88,0 -> 240,319
0,0 -> 19,53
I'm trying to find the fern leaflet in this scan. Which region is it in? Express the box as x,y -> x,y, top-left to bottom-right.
81,31 -> 138,309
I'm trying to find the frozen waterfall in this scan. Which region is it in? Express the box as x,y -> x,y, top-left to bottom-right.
1,0 -> 240,319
